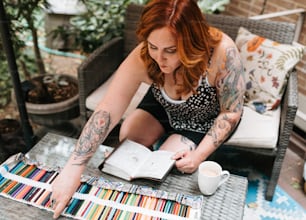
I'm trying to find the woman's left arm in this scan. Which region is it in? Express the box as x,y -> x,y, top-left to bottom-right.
173,40 -> 245,173
192,44 -> 245,168
208,45 -> 245,147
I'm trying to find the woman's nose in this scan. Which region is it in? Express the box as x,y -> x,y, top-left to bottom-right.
156,51 -> 166,62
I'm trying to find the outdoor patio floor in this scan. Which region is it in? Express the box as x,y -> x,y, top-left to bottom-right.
279,141 -> 305,209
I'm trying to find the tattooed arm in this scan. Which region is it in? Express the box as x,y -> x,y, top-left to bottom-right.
167,38 -> 245,174
207,46 -> 245,147
49,110 -> 112,219
72,110 -> 111,166
194,39 -> 245,166
50,43 -> 149,219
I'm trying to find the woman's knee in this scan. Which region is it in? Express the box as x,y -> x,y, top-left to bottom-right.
159,134 -> 197,152
119,112 -> 139,141
119,109 -> 164,146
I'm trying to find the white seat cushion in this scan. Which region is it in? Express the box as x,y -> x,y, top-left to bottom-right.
86,75 -> 150,119
86,76 -> 280,149
225,106 -> 280,149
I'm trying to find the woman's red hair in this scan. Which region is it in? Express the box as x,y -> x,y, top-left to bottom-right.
136,0 -> 222,94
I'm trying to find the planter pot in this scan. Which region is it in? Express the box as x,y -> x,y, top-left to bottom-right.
26,96 -> 80,127
12,74 -> 80,129
25,74 -> 80,127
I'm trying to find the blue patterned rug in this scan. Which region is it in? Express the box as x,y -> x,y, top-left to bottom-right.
243,170 -> 306,220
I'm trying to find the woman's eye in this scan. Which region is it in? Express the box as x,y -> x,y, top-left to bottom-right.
149,45 -> 157,50
165,49 -> 176,54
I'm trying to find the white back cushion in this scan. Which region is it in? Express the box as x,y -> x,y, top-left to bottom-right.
86,75 -> 150,119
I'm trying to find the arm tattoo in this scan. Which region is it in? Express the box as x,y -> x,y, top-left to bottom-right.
208,47 -> 245,148
180,136 -> 196,151
72,110 -> 111,165
217,47 -> 245,113
207,114 -> 237,147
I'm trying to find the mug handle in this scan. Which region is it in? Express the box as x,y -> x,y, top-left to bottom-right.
218,170 -> 230,187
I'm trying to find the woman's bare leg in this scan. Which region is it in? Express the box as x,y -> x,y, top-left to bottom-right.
159,134 -> 196,153
119,109 -> 165,147
160,134 -> 198,173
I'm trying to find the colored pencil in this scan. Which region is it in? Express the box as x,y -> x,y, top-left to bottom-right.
0,162 -> 24,184
85,188 -> 107,219
15,168 -> 47,199
98,190 -> 119,219
80,186 -> 102,218
0,162 -> 28,190
107,191 -> 125,220
23,171 -> 53,201
2,165 -> 35,193
75,185 -> 98,218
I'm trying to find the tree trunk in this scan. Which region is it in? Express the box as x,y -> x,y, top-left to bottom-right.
30,23 -> 45,75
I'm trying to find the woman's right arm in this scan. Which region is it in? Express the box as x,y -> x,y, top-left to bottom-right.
51,43 -> 150,219
51,108 -> 111,219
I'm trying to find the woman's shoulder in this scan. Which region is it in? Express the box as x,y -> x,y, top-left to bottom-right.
212,33 -> 240,66
208,33 -> 241,81
128,42 -> 144,59
117,42 -> 151,83
215,33 -> 238,53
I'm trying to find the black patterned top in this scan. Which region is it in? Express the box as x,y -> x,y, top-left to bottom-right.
151,76 -> 220,133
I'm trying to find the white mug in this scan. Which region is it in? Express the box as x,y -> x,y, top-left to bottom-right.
198,161 -> 230,195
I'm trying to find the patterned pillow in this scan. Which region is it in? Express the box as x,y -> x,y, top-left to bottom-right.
235,27 -> 305,114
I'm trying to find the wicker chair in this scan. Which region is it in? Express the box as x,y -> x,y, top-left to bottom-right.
78,3 -> 302,201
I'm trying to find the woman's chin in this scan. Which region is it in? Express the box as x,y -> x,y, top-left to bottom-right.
160,67 -> 171,74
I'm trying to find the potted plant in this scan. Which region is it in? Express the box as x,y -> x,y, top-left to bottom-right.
53,0 -> 132,54
22,73 -> 79,127
197,0 -> 230,14
3,0 -> 79,129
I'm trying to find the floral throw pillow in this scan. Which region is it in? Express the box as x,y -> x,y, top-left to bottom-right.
235,27 -> 305,114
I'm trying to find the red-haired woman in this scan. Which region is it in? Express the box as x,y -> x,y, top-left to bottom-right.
51,0 -> 245,218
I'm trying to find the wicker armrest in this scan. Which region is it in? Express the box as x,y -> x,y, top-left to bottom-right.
261,70 -> 298,200
78,37 -> 124,124
278,70 -> 298,153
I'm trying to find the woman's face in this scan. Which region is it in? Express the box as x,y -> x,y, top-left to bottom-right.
147,27 -> 181,74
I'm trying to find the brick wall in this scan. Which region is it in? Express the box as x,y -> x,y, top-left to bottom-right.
223,0 -> 306,99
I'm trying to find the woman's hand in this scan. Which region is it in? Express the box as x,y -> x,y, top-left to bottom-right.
51,164 -> 83,219
172,150 -> 202,174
